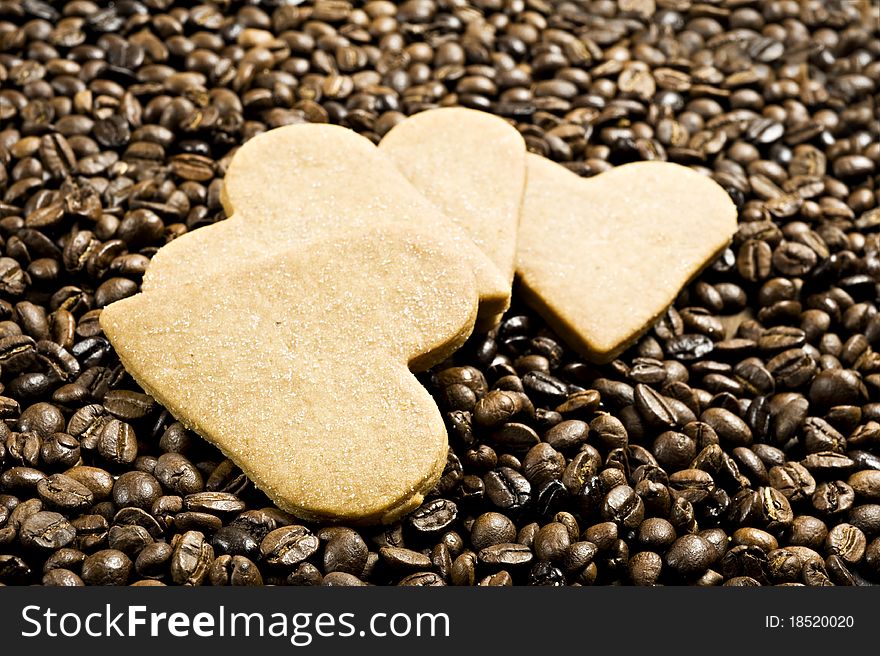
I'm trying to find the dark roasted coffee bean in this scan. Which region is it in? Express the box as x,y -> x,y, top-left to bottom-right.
484,467 -> 530,511
810,369 -> 862,407
154,453 -> 204,496
185,492 -> 246,515
81,549 -> 132,586
666,534 -> 714,577
653,431 -> 696,470
812,481 -> 855,515
638,518 -> 677,550
64,466 -> 113,500
826,524 -> 866,565
601,485 -> 644,529
633,385 -> 676,429
40,433 -> 80,469
113,471 -> 162,510
97,419 -> 137,465
766,349 -> 817,389
380,547 -> 432,571
492,422 -> 540,450
171,530 -> 213,586
36,473 -> 93,512
522,443 -> 565,487
478,542 -> 533,568
474,390 -> 531,427
20,511 -> 76,551
522,371 -> 568,405
134,542 -> 174,578
544,420 -> 589,451
534,522 -> 571,563
721,545 -> 770,584
409,499 -> 457,534
323,528 -> 368,576
211,526 -> 259,559
108,525 -> 153,557
260,526 -> 319,567
701,407 -> 752,447
629,551 -> 663,586
103,390 -> 155,421
849,470 -> 880,501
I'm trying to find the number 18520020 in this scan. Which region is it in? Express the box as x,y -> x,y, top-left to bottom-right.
765,615 -> 854,628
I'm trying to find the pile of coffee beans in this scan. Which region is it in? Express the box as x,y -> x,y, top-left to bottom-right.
0,0 -> 879,586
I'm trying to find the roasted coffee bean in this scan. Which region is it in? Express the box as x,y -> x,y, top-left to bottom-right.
379,546 -> 432,571
36,473 -> 93,513
408,499 -> 457,534
113,471 -> 162,510
210,555 -> 263,586
492,422 -> 540,450
522,443 -> 565,487
184,492 -> 246,515
825,524 -> 866,565
474,390 -> 532,427
522,371 -> 568,405
323,528 -> 368,576
20,511 -> 76,551
102,390 -> 155,421
154,453 -> 204,496
534,522 -> 571,563
720,545 -> 770,584
633,385 -> 678,429
810,369 -> 863,408
601,485 -> 644,529
652,431 -> 696,470
849,471 -> 880,501
211,526 -> 259,560
485,468 -> 531,511
637,518 -> 677,550
760,486 -> 794,531
669,469 -> 715,504
629,551 -> 663,586
701,408 -> 752,447
544,420 -> 589,451
40,433 -> 80,469
108,525 -> 153,557
478,543 -> 533,568
170,530 -> 213,586
813,481 -> 856,516
64,466 -> 113,500
767,349 -> 817,389
666,534 -> 714,577
97,419 -> 138,465
260,526 -> 319,567
81,549 -> 132,586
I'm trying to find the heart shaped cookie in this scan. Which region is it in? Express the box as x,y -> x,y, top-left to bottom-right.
516,154 -> 737,363
379,107 -> 527,328
141,123 -> 509,326
101,226 -> 478,524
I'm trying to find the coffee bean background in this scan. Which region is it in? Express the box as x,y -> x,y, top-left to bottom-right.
0,0 -> 878,586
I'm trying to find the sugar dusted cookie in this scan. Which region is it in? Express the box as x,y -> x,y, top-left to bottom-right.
516,155 -> 738,363
101,226 -> 478,524
379,107 -> 527,328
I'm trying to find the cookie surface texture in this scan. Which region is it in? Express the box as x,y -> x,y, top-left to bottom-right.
142,123 -> 507,327
379,107 -> 527,328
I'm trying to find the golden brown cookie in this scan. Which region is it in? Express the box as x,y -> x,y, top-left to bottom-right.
516,155 -> 738,363
101,226 -> 478,524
